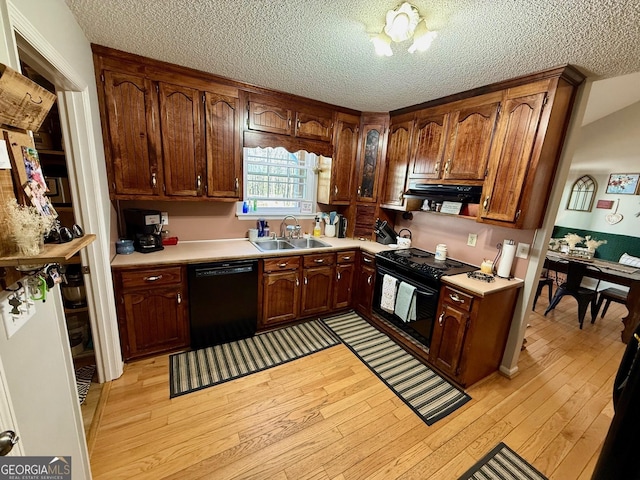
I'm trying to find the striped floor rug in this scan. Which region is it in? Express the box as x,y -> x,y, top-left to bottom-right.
75,364 -> 95,405
169,319 -> 340,398
323,312 -> 470,426
459,443 -> 548,480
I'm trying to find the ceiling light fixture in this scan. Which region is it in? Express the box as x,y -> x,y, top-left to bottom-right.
371,2 -> 437,56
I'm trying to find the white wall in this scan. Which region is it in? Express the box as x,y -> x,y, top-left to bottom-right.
556,101 -> 640,236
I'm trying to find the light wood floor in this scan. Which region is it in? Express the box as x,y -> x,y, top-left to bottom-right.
89,295 -> 628,479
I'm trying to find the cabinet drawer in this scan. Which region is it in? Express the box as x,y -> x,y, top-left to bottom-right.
441,286 -> 474,312
263,256 -> 300,272
120,266 -> 183,289
303,252 -> 335,267
336,250 -> 356,264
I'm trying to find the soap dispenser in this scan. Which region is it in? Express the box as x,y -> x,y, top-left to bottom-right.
313,217 -> 321,237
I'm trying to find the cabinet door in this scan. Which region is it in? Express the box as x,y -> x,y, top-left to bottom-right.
331,115 -> 359,203
301,266 -> 334,316
103,71 -> 161,196
381,119 -> 413,207
205,92 -> 241,199
481,92 -> 546,224
295,111 -> 333,142
444,102 -> 499,180
158,82 -> 204,197
356,123 -> 386,203
429,303 -> 469,378
247,98 -> 292,136
334,263 -> 355,309
262,270 -> 300,326
354,253 -> 376,317
122,286 -> 188,359
409,112 -> 448,180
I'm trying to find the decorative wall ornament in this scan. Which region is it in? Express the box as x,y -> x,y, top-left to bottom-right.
605,198 -> 623,225
566,174 -> 596,211
605,173 -> 639,195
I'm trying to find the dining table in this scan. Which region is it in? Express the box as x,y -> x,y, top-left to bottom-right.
545,251 -> 640,343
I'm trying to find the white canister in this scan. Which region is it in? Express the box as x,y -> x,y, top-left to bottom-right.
248,228 -> 259,241
324,224 -> 336,237
397,237 -> 411,249
435,244 -> 448,260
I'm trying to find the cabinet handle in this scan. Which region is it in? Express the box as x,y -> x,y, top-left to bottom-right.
445,159 -> 451,174
363,257 -> 372,264
434,162 -> 440,174
314,259 -> 324,264
398,191 -> 404,201
235,177 -> 239,194
151,172 -> 157,188
143,275 -> 163,282
295,277 -> 299,287
304,276 -> 308,285
367,275 -> 372,285
449,293 -> 464,303
439,311 -> 445,326
337,271 -> 341,281
483,196 -> 490,211
357,186 -> 362,197
334,185 -> 338,196
278,262 -> 288,268
288,118 -> 292,128
196,175 -> 202,191
177,293 -> 182,304
297,118 -> 301,131
342,256 -> 351,261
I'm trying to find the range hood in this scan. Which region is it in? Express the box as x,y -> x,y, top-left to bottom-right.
403,183 -> 483,203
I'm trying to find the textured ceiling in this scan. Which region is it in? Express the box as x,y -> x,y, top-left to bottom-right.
65,0 -> 640,112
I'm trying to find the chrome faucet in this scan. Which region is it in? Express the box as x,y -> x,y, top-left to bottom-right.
280,215 -> 300,239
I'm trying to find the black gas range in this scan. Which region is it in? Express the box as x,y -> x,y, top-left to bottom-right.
373,248 -> 477,349
375,247 -> 477,289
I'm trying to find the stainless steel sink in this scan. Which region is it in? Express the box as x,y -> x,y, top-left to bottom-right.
251,237 -> 331,252
287,238 -> 331,249
251,239 -> 296,252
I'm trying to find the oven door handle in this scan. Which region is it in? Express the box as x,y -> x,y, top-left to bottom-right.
376,265 -> 439,298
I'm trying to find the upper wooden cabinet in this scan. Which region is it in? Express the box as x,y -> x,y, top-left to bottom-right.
408,94 -> 500,182
317,112 -> 359,205
94,46 -> 241,201
381,115 -> 413,208
158,82 -> 204,197
355,114 -> 389,203
246,93 -> 334,142
102,71 -> 162,196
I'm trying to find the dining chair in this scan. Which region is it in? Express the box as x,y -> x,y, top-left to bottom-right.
594,287 -> 629,319
533,268 -> 554,310
543,260 -> 601,328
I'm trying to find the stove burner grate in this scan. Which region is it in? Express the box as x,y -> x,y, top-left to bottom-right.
467,271 -> 495,283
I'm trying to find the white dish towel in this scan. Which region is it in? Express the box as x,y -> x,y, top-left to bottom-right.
380,274 -> 398,313
395,282 -> 417,323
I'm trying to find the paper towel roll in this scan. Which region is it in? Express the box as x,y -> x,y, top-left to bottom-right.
497,240 -> 516,278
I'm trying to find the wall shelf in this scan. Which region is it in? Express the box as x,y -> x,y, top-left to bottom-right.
0,234 -> 95,268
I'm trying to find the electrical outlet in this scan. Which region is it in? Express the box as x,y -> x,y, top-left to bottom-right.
161,212 -> 169,225
467,233 -> 477,247
516,242 -> 530,259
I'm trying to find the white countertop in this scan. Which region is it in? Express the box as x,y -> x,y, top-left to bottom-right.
111,237 -> 391,267
443,272 -> 524,296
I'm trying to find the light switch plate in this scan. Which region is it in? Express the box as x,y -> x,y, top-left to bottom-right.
516,242 -> 530,259
467,233 -> 477,247
1,283 -> 36,339
161,212 -> 169,225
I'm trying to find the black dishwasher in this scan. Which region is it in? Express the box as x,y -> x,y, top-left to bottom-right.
188,259 -> 258,349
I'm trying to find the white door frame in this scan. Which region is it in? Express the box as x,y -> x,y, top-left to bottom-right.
7,2 -> 123,382
0,357 -> 24,457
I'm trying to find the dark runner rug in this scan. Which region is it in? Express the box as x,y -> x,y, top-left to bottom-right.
323,311 -> 471,426
458,442 -> 548,480
75,364 -> 95,405
169,319 -> 340,398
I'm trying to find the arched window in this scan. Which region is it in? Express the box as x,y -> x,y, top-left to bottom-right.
566,175 -> 597,211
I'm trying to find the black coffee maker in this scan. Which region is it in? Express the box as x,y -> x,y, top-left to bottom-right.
123,208 -> 164,253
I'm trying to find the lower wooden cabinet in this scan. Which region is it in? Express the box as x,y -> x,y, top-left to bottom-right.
301,253 -> 335,317
261,256 -> 301,328
354,251 -> 376,318
429,283 -> 520,387
114,265 -> 189,361
334,250 -> 356,310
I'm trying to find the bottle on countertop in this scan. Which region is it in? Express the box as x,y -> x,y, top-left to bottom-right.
313,217 -> 321,237
264,222 -> 270,238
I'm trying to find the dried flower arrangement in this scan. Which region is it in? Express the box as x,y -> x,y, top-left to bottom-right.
563,233 -> 584,250
584,235 -> 607,252
4,198 -> 57,255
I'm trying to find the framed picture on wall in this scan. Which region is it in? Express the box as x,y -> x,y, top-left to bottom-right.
606,173 -> 640,195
